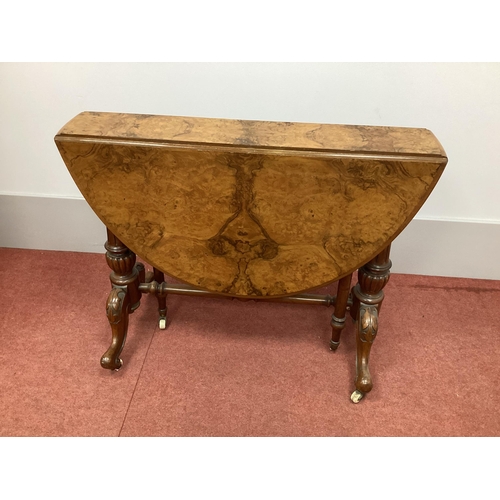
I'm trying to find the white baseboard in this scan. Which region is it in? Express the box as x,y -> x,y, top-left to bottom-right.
0,194 -> 106,254
1,194 -> 498,280
389,218 -> 499,280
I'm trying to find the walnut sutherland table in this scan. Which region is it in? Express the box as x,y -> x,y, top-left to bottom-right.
55,112 -> 447,403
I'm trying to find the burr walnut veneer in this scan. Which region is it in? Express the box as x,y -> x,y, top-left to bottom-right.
55,112 -> 447,403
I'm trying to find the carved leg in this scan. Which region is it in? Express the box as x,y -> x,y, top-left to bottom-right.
330,273 -> 352,351
350,245 -> 391,403
101,288 -> 130,370
153,267 -> 168,330
351,304 -> 378,403
101,228 -> 142,370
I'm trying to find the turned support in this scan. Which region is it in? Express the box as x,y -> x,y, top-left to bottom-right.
101,228 -> 142,370
349,245 -> 391,403
153,267 -> 168,329
330,273 -> 353,351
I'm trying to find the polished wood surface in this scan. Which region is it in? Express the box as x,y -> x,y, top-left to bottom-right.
55,112 -> 447,298
57,111 -> 446,156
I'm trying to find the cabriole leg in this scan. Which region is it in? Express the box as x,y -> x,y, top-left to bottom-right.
101,228 -> 142,370
350,245 -> 391,403
351,304 -> 378,403
101,288 -> 129,370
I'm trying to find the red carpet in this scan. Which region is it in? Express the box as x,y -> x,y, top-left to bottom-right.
0,247 -> 499,436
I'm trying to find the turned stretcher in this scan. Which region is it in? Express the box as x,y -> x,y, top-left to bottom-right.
55,112 -> 447,403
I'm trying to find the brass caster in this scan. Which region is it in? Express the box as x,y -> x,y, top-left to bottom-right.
114,358 -> 123,371
159,318 -> 166,330
329,340 -> 340,351
350,390 -> 364,404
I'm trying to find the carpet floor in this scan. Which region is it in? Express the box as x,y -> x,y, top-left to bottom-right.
0,247 -> 499,436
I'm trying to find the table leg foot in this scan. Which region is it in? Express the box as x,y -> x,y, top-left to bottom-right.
350,389 -> 365,404
329,339 -> 340,351
158,307 -> 168,329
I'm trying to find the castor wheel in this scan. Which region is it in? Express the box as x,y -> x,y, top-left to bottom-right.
350,390 -> 365,404
114,358 -> 123,371
159,317 -> 166,330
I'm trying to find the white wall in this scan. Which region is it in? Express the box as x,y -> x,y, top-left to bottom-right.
1,62 -> 499,222
1,63 -> 500,280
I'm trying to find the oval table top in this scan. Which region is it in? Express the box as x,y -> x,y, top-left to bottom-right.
55,112 -> 447,298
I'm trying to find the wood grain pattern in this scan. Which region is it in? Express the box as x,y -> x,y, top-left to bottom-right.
57,111 -> 446,157
55,112 -> 447,298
